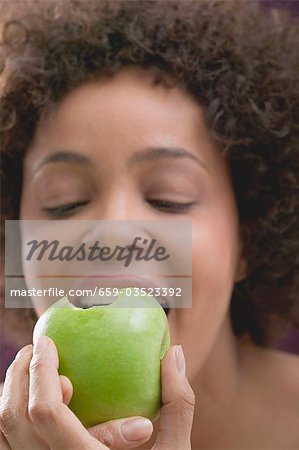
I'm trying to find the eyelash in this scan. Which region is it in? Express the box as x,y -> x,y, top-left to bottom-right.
43,201 -> 89,218
43,199 -> 194,218
147,199 -> 195,213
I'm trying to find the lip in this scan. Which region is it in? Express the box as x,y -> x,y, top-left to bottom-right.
69,274 -> 170,313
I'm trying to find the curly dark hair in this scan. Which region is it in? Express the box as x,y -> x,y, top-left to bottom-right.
1,0 -> 298,347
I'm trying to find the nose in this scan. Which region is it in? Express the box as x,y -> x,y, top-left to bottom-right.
82,185 -> 152,272
95,185 -> 143,222
84,220 -> 144,251
77,185 -> 167,276
80,220 -> 156,277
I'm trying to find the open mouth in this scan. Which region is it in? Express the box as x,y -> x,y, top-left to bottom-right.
79,303 -> 170,315
162,306 -> 170,316
73,287 -> 171,316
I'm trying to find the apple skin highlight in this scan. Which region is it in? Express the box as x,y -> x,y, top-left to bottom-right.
33,292 -> 170,427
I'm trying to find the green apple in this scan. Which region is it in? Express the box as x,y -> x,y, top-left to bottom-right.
33,290 -> 170,427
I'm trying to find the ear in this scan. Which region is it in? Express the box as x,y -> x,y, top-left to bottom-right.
234,238 -> 248,283
234,256 -> 248,283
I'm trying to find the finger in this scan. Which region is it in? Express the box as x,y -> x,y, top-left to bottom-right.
29,336 -> 107,450
153,345 -> 195,450
0,431 -> 10,450
88,416 -> 153,450
0,345 -> 47,450
59,375 -> 73,405
1,345 -> 32,409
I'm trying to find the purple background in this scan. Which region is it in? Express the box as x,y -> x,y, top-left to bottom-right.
260,0 -> 299,16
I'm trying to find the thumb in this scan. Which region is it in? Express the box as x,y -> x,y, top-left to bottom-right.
153,345 -> 195,450
88,416 -> 153,449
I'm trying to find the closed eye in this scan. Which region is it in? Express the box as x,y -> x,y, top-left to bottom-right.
43,200 -> 89,218
147,199 -> 195,213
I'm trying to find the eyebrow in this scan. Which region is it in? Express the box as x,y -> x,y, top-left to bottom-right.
35,151 -> 92,173
34,146 -> 209,174
128,147 -> 209,172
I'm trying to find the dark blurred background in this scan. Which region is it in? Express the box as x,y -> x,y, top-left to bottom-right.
261,0 -> 299,16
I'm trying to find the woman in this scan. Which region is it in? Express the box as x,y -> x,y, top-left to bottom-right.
1,1 -> 298,448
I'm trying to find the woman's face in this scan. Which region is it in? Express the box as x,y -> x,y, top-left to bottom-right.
21,67 -> 244,379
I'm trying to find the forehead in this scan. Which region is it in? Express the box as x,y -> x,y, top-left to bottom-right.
39,67 -> 206,133
25,67 -> 224,174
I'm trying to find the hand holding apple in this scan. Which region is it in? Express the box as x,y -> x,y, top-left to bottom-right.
32,291 -> 170,427
0,326 -> 194,450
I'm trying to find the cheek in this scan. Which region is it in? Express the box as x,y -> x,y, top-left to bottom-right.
192,213 -> 239,307
193,210 -> 239,282
21,222 -> 79,312
168,207 -> 240,377
190,212 -> 238,341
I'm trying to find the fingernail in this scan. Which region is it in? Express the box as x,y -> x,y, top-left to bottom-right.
121,418 -> 153,442
175,345 -> 186,376
15,345 -> 33,359
35,336 -> 49,352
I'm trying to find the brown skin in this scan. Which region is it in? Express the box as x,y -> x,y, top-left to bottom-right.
2,0 -> 299,347
1,0 -> 299,445
21,66 -> 244,376
13,67 -> 299,448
